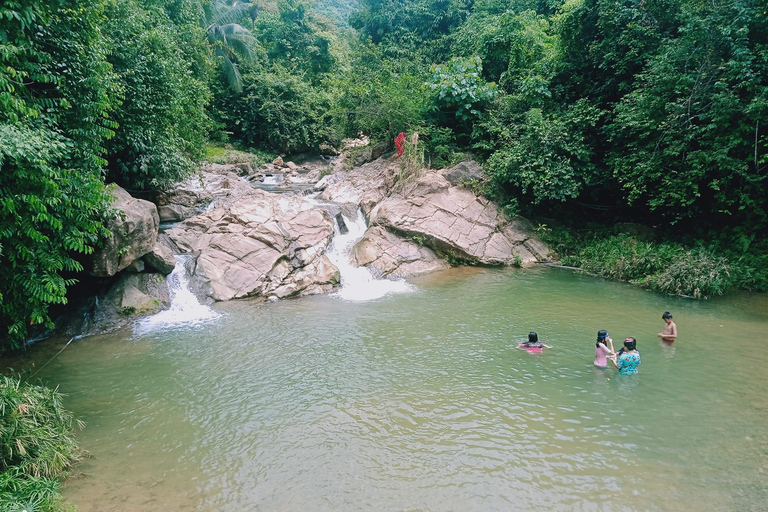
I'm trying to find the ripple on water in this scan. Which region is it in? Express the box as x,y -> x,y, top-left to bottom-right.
12,267 -> 766,511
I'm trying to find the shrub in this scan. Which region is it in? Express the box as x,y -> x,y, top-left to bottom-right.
552,233 -> 766,298
0,376 -> 83,512
644,246 -> 734,298
233,65 -> 338,153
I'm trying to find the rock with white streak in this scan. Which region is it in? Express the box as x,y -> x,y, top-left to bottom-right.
166,188 -> 339,301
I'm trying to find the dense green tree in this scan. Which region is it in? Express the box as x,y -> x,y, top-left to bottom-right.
229,63 -> 338,152
0,0 -> 115,347
606,0 -> 768,228
254,0 -> 339,80
203,0 -> 259,92
334,43 -> 429,142
350,0 -> 472,60
104,0 -> 213,191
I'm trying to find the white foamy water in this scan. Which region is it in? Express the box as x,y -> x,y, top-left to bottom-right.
134,255 -> 220,336
325,209 -> 415,301
262,174 -> 285,185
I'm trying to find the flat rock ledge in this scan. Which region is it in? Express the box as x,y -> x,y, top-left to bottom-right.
366,170 -> 549,268
166,185 -> 339,301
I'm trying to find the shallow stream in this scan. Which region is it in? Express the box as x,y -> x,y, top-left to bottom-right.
4,266 -> 768,511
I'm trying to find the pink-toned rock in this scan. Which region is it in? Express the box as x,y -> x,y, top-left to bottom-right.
318,158 -> 398,215
167,187 -> 339,301
354,226 -> 449,278
369,172 -> 548,266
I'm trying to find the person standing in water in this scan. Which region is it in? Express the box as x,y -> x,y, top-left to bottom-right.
613,338 -> 641,374
517,332 -> 552,352
594,330 -> 615,368
658,312 -> 677,343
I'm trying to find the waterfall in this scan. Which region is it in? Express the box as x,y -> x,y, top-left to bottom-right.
262,174 -> 285,186
134,255 -> 220,336
325,209 -> 415,301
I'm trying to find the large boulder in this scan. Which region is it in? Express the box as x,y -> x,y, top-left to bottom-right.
166,188 -> 339,301
443,160 -> 484,186
142,234 -> 177,275
354,226 -> 450,278
369,172 -> 549,266
82,272 -> 171,336
318,157 -> 398,215
89,186 -> 159,277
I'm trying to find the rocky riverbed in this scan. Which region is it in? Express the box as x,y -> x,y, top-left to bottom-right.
72,152 -> 550,336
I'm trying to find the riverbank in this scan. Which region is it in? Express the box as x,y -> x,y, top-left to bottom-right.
537,224 -> 768,298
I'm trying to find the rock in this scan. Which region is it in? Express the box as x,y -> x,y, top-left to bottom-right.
354,226 -> 450,278
273,156 -> 284,167
83,272 -> 170,336
335,213 -> 349,234
166,187 -> 339,301
353,147 -> 373,167
443,160 -> 484,186
120,284 -> 156,315
89,186 -> 159,277
153,175 -> 214,223
319,157 -> 398,215
369,172 -> 549,266
124,260 -> 145,273
342,135 -> 370,148
319,143 -> 340,156
142,237 -> 177,275
285,161 -> 299,170
158,204 -> 195,224
370,140 -> 390,161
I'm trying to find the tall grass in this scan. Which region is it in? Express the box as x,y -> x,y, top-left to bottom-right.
547,231 -> 768,298
1,376 -> 82,512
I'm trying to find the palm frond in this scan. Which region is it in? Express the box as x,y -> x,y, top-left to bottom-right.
218,53 -> 243,93
211,0 -> 255,27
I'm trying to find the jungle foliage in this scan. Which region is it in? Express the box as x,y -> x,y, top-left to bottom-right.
1,0 -> 768,348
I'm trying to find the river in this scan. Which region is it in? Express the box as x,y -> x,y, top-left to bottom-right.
4,264 -> 768,511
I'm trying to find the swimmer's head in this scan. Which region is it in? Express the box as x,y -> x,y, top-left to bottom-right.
662,311 -> 673,321
624,337 -> 637,351
528,332 -> 538,343
597,330 -> 609,347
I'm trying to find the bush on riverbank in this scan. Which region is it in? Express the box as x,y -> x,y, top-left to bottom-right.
543,229 -> 768,298
0,376 -> 82,512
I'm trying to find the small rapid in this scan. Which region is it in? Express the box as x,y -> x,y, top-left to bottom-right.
134,255 -> 220,336
324,209 -> 415,301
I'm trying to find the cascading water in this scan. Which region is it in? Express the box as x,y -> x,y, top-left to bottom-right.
325,209 -> 415,301
134,255 -> 220,336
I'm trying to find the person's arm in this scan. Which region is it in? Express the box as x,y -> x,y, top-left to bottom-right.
608,338 -> 615,353
612,355 -> 621,369
669,323 -> 677,339
542,343 -> 553,348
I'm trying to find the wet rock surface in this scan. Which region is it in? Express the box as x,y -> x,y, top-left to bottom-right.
166,181 -> 339,301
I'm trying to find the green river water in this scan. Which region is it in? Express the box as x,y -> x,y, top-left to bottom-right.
4,266 -> 768,511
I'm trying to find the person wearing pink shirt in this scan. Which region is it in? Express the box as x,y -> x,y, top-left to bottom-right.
594,330 -> 616,368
